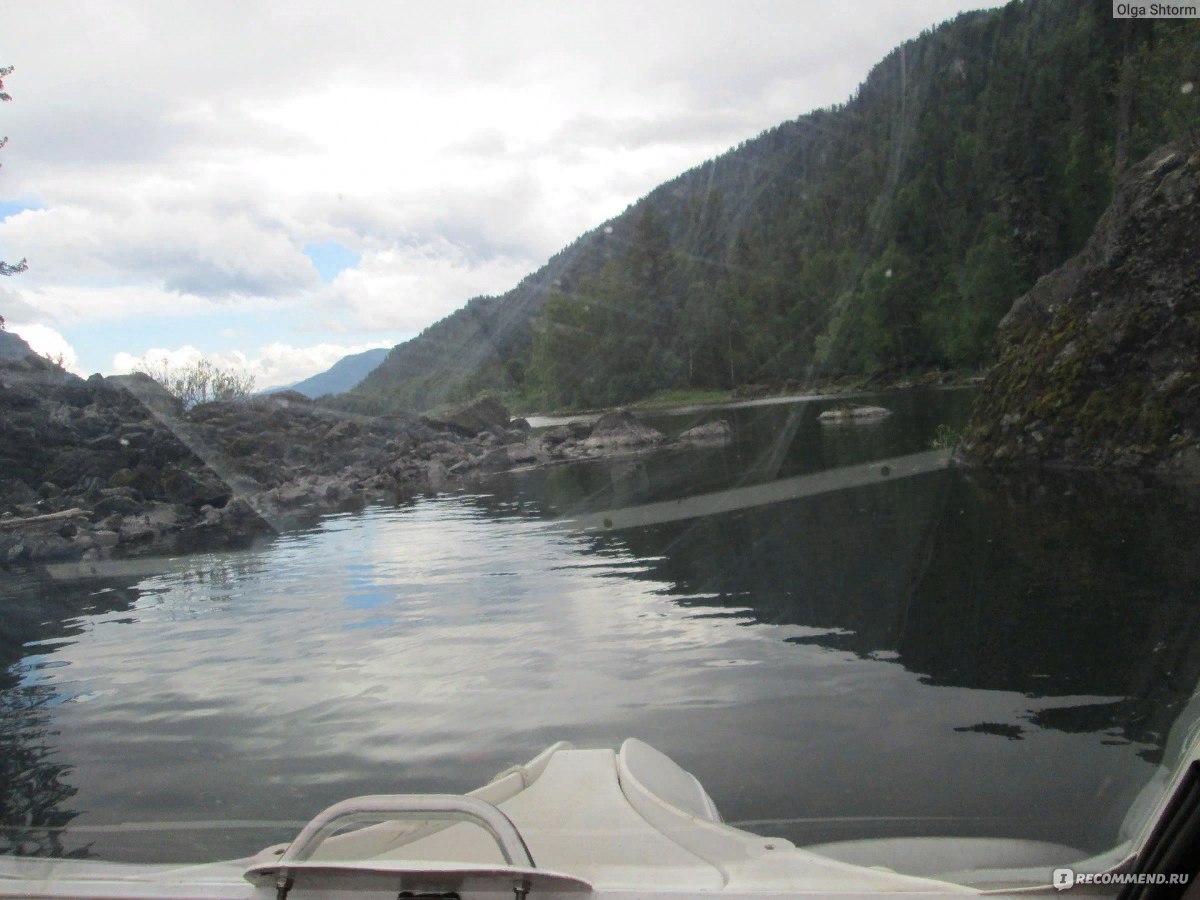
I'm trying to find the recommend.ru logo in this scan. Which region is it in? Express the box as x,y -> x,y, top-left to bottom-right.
1053,869 -> 1075,891
1053,868 -> 1190,890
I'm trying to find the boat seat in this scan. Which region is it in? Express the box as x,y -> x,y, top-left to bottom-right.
801,836 -> 1085,881
618,737 -> 722,822
804,762 -> 1170,887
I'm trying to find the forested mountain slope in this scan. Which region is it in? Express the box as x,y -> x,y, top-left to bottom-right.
345,0 -> 1198,414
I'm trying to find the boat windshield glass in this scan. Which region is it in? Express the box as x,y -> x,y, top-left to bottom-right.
1,2 -> 1199,894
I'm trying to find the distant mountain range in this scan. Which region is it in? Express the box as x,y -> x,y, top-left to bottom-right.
270,346 -> 390,399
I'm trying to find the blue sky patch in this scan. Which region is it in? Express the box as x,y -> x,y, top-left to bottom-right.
303,241 -> 360,282
0,198 -> 43,221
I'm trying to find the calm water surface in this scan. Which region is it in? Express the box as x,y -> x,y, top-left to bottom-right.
3,388 -> 1200,863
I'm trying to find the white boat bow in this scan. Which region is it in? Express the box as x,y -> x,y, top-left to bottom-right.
2,728 -> 1197,899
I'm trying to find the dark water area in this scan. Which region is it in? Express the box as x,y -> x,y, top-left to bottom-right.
2,388 -> 1200,865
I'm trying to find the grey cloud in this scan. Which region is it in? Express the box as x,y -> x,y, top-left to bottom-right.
0,285 -> 45,323
163,268 -> 305,298
442,129 -> 513,160
2,197 -> 320,300
105,229 -> 319,300
6,96 -> 321,173
550,109 -> 770,153
309,175 -> 559,265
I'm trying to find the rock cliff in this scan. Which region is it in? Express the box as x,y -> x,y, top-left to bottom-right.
959,142 -> 1200,476
0,329 -> 33,361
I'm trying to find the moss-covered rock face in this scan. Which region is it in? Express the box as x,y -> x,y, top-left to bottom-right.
959,142 -> 1200,476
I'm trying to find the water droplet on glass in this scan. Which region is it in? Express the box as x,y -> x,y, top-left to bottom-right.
1182,82 -> 1194,95
603,225 -> 614,235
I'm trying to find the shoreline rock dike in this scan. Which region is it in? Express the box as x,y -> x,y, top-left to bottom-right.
0,358 -> 730,568
959,142 -> 1200,476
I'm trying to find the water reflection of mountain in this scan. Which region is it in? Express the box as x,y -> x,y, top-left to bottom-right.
0,552 -> 271,857
0,573 -> 141,857
0,682 -> 85,857
597,469 -> 950,654
475,443 -> 1200,766
614,469 -> 1200,758
901,470 -> 1200,760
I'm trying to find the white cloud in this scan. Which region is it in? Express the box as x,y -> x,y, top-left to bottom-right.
6,321 -> 83,374
0,190 -> 319,298
8,283 -> 267,327
112,345 -> 219,376
112,340 -> 394,390
324,242 -> 537,333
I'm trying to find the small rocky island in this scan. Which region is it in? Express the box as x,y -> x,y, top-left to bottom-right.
959,142 -> 1199,476
0,360 -> 728,566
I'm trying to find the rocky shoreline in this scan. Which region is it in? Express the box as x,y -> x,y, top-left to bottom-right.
523,369 -> 981,422
727,368 -> 983,403
0,357 -> 730,568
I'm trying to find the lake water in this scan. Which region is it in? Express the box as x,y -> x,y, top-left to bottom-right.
3,388 -> 1200,864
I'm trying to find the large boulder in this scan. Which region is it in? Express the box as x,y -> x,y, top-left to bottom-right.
260,390 -> 312,407
105,372 -> 184,418
41,447 -> 121,489
92,491 -> 144,518
426,397 -> 512,436
540,421 -> 591,447
159,463 -> 232,508
584,410 -> 665,450
678,420 -> 733,443
959,142 -> 1200,474
817,404 -> 892,424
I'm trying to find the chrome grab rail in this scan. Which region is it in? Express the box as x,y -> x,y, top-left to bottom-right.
281,793 -> 535,867
265,794 -> 535,899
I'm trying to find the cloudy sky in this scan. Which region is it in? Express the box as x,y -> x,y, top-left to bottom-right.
0,1 -> 993,388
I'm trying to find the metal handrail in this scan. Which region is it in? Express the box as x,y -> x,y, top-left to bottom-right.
277,793 -> 535,869
258,794 -> 537,897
